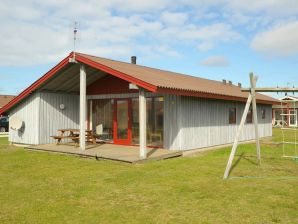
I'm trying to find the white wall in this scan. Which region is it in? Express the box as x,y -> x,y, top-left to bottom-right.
164,95 -> 272,150
38,92 -> 79,144
9,93 -> 40,144
8,92 -> 79,145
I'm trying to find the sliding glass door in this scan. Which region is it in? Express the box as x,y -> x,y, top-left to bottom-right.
90,99 -> 113,142
132,97 -> 164,147
113,99 -> 132,145
89,96 -> 163,147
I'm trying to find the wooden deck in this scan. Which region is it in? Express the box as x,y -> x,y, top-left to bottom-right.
26,143 -> 182,163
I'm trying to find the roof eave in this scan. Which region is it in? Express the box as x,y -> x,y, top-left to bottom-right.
0,53 -> 158,115
75,54 -> 157,92
0,53 -> 73,115
156,87 -> 278,105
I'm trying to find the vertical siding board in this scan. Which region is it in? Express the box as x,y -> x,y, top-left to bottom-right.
38,92 -> 79,144
9,91 -> 272,148
166,96 -> 272,151
164,95 -> 181,149
8,93 -> 39,144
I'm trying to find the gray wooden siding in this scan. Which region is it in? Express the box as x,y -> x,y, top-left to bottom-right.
9,91 -> 272,149
38,92 -> 79,144
164,95 -> 182,149
8,92 -> 79,145
164,95 -> 272,150
87,92 -> 162,100
9,93 -> 40,144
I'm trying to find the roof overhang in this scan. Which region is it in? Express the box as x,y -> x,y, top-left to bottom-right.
157,87 -> 278,105
279,95 -> 298,102
0,52 -> 278,115
0,52 -> 158,114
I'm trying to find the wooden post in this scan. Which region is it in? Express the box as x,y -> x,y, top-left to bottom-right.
80,64 -> 86,150
89,100 -> 93,131
223,93 -> 252,179
250,73 -> 261,164
287,103 -> 290,127
139,88 -> 147,158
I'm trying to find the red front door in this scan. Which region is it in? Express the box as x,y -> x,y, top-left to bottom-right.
113,99 -> 132,145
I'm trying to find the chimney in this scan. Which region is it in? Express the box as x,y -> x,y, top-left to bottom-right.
238,82 -> 242,88
222,79 -> 226,84
228,81 -> 232,85
131,56 -> 137,64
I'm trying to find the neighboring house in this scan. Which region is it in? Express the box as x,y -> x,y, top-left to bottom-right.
0,95 -> 14,109
272,95 -> 298,127
0,52 -> 277,151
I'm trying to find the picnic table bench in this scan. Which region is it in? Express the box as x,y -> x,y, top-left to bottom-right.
51,129 -> 96,146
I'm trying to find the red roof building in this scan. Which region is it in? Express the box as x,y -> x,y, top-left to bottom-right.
2,52 -> 277,154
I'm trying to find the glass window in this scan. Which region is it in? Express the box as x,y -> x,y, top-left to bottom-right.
91,99 -> 113,141
116,100 -> 128,139
261,109 -> 266,119
246,108 -> 253,123
131,97 -> 164,147
229,108 -> 236,124
132,98 -> 139,144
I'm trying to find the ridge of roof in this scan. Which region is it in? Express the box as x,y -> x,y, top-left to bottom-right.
0,51 -> 278,115
76,52 -> 278,104
76,52 -> 227,86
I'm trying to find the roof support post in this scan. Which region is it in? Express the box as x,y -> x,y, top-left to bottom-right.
139,88 -> 147,159
80,64 -> 86,150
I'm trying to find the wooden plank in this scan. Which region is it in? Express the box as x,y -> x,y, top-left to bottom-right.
250,73 -> 261,164
241,87 -> 298,92
26,144 -> 182,163
223,93 -> 252,179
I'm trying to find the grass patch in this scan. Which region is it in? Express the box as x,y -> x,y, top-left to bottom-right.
0,131 -> 297,224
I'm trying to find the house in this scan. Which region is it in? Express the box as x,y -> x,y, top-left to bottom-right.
0,95 -> 15,109
272,95 -> 298,127
0,52 -> 277,158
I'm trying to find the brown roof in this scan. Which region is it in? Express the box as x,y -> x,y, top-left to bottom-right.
77,53 -> 278,104
0,52 -> 278,115
0,95 -> 15,108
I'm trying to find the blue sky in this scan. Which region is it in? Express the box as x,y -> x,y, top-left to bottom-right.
0,0 -> 298,98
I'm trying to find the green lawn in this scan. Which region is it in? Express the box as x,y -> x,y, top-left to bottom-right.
0,130 -> 297,224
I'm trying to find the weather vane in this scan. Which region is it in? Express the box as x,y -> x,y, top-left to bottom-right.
70,21 -> 78,63
73,21 -> 78,59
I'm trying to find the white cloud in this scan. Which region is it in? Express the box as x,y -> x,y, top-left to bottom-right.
200,56 -> 230,67
1,0 -> 297,66
160,11 -> 188,26
197,42 -> 214,51
0,0 -> 246,66
226,0 -> 298,17
251,20 -> 298,57
158,23 -> 242,51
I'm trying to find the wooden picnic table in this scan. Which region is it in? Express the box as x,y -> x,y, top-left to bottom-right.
51,128 -> 97,146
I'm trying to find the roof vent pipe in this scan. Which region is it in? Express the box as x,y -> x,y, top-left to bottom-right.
131,56 -> 137,64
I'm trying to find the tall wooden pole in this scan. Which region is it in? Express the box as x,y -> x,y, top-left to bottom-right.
139,88 -> 147,158
80,64 -> 86,150
250,73 -> 261,164
223,73 -> 262,179
223,93 -> 252,179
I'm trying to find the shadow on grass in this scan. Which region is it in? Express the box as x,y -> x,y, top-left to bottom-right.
230,152 -> 259,174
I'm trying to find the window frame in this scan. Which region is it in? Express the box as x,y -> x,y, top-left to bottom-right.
228,107 -> 237,124
246,108 -> 253,123
261,108 -> 266,119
